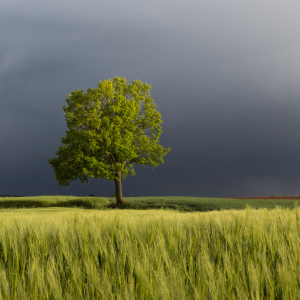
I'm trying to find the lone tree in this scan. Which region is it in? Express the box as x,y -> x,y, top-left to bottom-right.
47,76 -> 170,205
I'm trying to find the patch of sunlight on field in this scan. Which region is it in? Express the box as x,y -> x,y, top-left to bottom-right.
0,208 -> 214,232
0,207 -> 84,218
0,206 -> 258,222
0,208 -> 184,221
0,195 -> 80,201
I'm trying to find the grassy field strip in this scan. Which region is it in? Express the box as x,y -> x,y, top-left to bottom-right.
0,207 -> 300,299
2,196 -> 300,211
108,196 -> 300,211
0,196 -> 108,209
0,207 -> 86,218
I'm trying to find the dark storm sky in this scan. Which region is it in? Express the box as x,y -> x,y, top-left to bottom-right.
1,0 -> 300,197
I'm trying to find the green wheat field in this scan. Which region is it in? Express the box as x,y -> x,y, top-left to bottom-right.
0,196 -> 300,299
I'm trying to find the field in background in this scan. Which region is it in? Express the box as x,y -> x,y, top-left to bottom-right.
2,195 -> 299,211
108,196 -> 300,211
0,207 -> 300,299
0,196 -> 108,209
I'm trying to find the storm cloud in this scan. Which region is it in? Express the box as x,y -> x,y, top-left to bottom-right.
1,0 -> 300,197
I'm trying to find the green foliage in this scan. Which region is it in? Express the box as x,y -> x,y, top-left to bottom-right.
47,76 -> 170,186
1,208 -> 300,298
56,197 -> 109,209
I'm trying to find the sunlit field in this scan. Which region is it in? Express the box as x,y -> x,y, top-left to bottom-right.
0,196 -> 108,209
0,207 -> 300,299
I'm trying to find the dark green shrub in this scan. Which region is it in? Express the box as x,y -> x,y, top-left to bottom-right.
56,197 -> 109,209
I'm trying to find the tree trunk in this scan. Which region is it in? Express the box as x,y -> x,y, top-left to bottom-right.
114,171 -> 124,205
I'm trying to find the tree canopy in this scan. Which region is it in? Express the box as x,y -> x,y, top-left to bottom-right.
47,76 -> 170,205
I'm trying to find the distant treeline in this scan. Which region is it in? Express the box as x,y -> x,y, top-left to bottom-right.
0,194 -> 24,197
